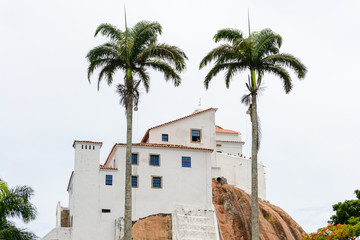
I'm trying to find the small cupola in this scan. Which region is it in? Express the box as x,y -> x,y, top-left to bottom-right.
194,99 -> 205,113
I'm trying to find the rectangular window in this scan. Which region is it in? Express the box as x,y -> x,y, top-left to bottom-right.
182,156 -> 191,168
131,176 -> 138,188
162,134 -> 168,142
152,176 -> 162,189
191,129 -> 201,142
149,154 -> 160,166
102,209 -> 111,213
105,175 -> 113,185
132,153 -> 138,165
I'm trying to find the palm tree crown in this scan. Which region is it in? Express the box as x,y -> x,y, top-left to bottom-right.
0,179 -> 37,240
200,28 -> 306,93
87,21 -> 187,107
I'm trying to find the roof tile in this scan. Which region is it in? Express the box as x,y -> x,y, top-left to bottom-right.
215,125 -> 238,134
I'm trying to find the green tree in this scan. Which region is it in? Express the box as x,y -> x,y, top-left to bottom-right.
200,28 -> 306,240
86,20 -> 187,240
0,179 -> 37,240
329,190 -> 360,225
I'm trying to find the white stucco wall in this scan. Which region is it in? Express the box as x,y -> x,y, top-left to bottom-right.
71,142 -> 101,240
215,141 -> 244,156
111,145 -> 214,219
148,109 -> 216,150
42,227 -> 72,240
98,168 -> 120,240
215,132 -> 242,142
215,152 -> 266,200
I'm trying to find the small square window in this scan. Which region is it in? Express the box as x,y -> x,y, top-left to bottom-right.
162,134 -> 168,142
131,176 -> 138,188
152,176 -> 162,188
105,175 -> 113,185
191,129 -> 201,142
150,155 -> 160,166
132,153 -> 138,165
182,156 -> 191,168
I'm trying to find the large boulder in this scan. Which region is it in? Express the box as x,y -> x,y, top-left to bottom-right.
212,179 -> 304,240
130,180 -> 305,240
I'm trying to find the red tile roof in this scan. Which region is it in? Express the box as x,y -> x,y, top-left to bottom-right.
141,108 -> 218,143
100,165 -> 118,170
103,143 -> 213,167
215,125 -> 238,134
73,140 -> 103,148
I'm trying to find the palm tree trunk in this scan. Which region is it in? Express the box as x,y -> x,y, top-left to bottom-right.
124,94 -> 133,240
250,91 -> 259,240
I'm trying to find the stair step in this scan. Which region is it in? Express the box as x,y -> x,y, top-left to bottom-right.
177,224 -> 217,232
177,230 -> 218,239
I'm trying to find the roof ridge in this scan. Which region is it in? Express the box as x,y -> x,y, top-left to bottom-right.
141,108 -> 217,143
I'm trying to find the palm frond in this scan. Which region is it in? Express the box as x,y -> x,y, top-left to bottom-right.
213,29 -> 243,43
199,44 -> 235,69
87,59 -> 125,83
224,63 -> 248,88
130,21 -> 162,59
97,63 -> 119,89
0,220 -> 37,240
4,186 -> 37,223
86,43 -> 122,63
262,65 -> 293,93
137,43 -> 187,71
94,23 -> 123,41
144,61 -> 181,86
135,67 -> 150,92
252,29 -> 282,59
262,53 -> 307,79
203,63 -> 229,89
132,21 -> 161,44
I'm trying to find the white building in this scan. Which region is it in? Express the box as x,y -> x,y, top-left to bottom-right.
42,107 -> 266,240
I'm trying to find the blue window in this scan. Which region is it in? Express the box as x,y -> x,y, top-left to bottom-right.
132,153 -> 138,165
191,129 -> 201,142
131,176 -> 138,188
105,175 -> 112,185
152,176 -> 162,188
162,134 -> 168,142
150,155 -> 160,166
182,156 -> 191,168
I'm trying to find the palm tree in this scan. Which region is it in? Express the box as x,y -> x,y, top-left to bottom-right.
0,179 -> 37,240
200,28 -> 307,240
86,20 -> 187,240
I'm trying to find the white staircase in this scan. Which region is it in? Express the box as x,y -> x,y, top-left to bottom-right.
172,206 -> 220,240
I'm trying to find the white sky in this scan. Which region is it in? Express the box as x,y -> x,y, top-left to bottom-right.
1,0 -> 360,237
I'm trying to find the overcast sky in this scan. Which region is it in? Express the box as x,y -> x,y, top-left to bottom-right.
1,0 -> 360,237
